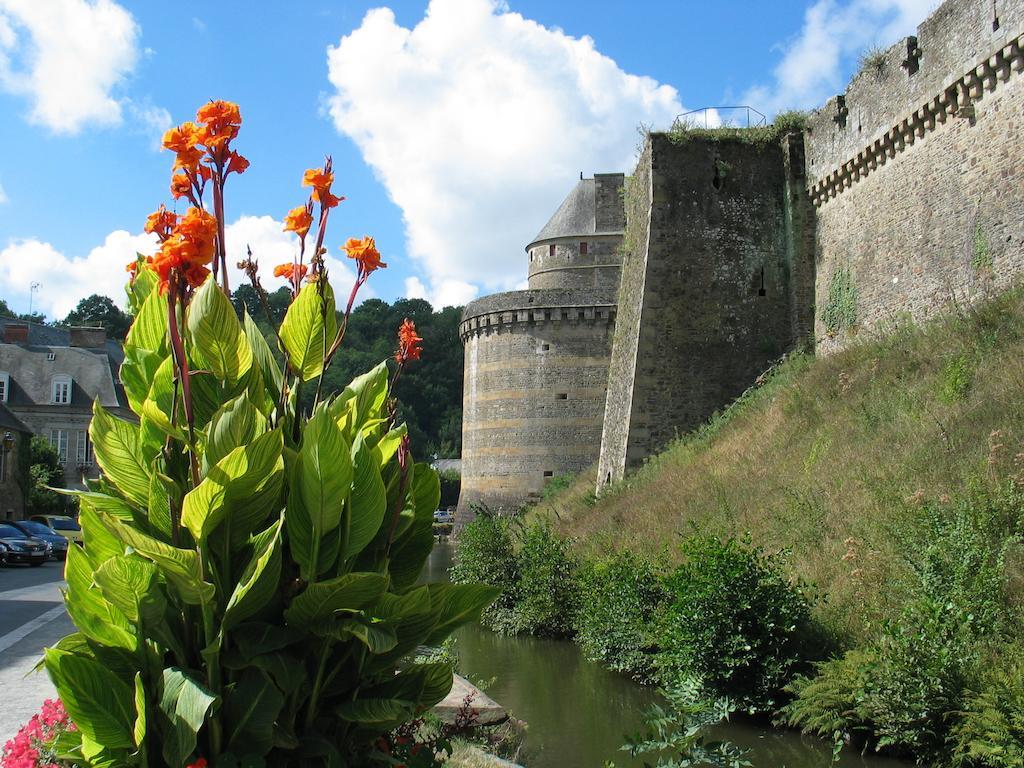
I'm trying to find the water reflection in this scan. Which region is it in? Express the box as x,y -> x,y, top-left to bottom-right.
427,543 -> 908,768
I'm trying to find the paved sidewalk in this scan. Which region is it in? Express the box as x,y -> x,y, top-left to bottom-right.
0,567 -> 71,745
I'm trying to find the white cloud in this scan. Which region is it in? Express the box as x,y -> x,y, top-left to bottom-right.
224,215 -> 369,305
0,215 -> 369,321
126,100 -> 173,149
403,276 -> 428,300
326,0 -> 683,304
743,0 -> 937,116
0,0 -> 140,134
0,180 -> 7,204
0,230 -> 158,319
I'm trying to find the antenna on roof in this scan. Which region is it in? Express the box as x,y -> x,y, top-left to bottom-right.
580,171 -> 584,180
28,282 -> 40,317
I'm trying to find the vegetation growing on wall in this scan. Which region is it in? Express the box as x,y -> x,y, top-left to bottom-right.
665,110 -> 808,147
821,267 -> 858,336
973,220 -> 994,273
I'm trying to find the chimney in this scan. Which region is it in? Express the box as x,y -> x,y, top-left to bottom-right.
69,327 -> 107,348
2,324 -> 29,344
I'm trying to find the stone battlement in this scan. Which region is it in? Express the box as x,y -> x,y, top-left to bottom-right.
808,30 -> 1024,204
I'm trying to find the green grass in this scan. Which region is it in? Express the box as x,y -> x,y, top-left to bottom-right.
530,285 -> 1024,645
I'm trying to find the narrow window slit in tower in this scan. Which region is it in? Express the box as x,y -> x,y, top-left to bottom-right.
758,267 -> 767,296
580,241 -> 588,256
543,470 -> 554,478
549,244 -> 556,257
540,343 -> 550,352
556,393 -> 568,400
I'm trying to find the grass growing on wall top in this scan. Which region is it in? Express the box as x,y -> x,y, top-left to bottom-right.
665,110 -> 809,147
529,284 -> 1024,645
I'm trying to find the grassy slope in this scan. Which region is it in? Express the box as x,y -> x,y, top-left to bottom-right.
532,287 -> 1024,643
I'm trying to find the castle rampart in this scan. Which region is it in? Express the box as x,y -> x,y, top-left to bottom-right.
597,133 -> 814,484
806,0 -> 1024,350
458,0 -> 1024,519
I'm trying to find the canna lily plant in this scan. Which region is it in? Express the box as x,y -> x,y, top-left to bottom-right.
43,101 -> 496,768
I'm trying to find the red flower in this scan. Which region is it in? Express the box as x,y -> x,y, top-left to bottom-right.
186,758 -> 208,768
395,318 -> 423,363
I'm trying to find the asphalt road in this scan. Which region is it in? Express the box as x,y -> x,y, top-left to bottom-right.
0,558 -> 71,745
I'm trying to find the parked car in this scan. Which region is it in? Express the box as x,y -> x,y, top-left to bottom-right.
0,523 -> 50,566
433,510 -> 454,525
29,514 -> 83,544
2,520 -> 69,560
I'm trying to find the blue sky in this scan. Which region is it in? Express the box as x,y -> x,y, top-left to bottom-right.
0,0 -> 934,319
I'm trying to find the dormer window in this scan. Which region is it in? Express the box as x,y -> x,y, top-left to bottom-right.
0,372 -> 8,403
52,375 -> 72,405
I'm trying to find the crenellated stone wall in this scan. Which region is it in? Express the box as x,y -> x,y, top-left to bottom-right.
806,0 -> 1024,351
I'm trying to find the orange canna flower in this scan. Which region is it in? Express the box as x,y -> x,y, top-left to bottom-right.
196,101 -> 242,153
282,205 -> 313,238
302,165 -> 344,209
163,122 -> 203,171
273,263 -> 309,281
226,151 -> 249,175
196,100 -> 241,131
162,122 -> 201,154
170,172 -> 192,200
146,207 -> 218,292
343,236 -> 386,275
395,318 -> 423,363
144,205 -> 178,240
302,167 -> 333,191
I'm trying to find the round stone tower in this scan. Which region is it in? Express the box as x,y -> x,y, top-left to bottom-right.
457,174 -> 625,523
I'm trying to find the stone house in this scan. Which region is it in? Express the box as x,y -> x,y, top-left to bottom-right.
0,320 -> 132,502
0,402 -> 31,519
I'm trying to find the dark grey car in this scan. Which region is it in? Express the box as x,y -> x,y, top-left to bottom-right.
0,523 -> 50,566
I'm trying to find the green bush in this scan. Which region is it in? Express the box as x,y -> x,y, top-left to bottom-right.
951,647 -> 1024,767
452,517 -> 578,638
509,521 -> 578,637
616,679 -> 750,768
782,488 -> 1022,761
450,511 -> 519,633
574,550 -> 666,680
779,648 -> 878,748
657,535 -> 814,709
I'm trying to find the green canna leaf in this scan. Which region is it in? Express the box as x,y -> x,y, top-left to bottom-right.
90,401 -> 151,508
279,280 -> 336,381
181,428 -> 283,543
287,411 -> 352,580
188,276 -> 253,381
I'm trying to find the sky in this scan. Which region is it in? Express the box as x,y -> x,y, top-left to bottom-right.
0,0 -> 937,320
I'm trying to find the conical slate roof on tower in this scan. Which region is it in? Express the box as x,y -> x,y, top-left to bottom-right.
529,178 -> 597,245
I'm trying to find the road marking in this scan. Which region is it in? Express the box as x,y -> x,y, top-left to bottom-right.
0,605 -> 67,655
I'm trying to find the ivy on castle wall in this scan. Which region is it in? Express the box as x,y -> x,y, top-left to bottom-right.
972,221 -> 993,273
821,267 -> 858,337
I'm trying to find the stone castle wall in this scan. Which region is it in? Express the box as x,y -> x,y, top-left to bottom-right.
458,289 -> 616,518
458,0 -> 1024,517
807,0 -> 1024,351
598,133 -> 814,484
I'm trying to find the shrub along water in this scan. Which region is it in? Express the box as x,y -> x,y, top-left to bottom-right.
43,101 -> 496,768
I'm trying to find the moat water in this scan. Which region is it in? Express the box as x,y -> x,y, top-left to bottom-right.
425,543 -> 909,768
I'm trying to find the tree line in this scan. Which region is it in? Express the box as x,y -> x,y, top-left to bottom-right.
1,290 -> 465,459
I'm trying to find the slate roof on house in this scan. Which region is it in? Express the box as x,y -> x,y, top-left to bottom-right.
0,403 -> 30,434
0,319 -> 125,409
